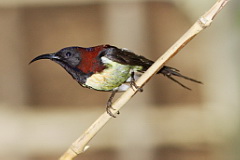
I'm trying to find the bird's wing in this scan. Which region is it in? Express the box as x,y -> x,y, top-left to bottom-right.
102,45 -> 153,71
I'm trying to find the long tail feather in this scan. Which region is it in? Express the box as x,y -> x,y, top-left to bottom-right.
158,66 -> 202,89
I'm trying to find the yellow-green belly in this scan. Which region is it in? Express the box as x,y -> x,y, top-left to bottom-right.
85,60 -> 141,91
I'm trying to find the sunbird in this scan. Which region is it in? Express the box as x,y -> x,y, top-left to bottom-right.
30,44 -> 202,117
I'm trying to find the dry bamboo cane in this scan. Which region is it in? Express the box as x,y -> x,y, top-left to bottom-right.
59,0 -> 229,159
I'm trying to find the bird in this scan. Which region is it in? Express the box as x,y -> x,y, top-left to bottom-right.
29,44 -> 202,117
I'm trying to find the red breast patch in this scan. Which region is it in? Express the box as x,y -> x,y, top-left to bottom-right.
77,45 -> 106,73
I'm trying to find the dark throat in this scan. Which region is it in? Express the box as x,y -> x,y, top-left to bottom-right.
54,60 -> 91,85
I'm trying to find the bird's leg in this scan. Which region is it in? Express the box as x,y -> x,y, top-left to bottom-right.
130,72 -> 143,92
106,90 -> 119,118
106,72 -> 143,118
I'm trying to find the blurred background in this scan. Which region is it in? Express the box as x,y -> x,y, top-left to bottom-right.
0,0 -> 239,160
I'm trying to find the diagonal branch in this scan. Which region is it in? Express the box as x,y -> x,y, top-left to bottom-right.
59,0 -> 229,159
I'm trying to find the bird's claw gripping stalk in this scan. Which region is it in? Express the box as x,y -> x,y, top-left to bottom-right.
106,90 -> 119,118
130,72 -> 143,92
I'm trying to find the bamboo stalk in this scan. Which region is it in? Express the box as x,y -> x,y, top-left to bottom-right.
59,0 -> 229,159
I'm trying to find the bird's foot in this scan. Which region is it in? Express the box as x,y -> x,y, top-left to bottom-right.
106,101 -> 119,118
130,81 -> 143,92
130,72 -> 143,92
106,90 -> 119,118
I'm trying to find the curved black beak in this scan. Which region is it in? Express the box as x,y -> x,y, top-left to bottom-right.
29,53 -> 59,64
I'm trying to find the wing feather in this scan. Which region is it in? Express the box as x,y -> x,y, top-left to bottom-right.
102,45 -> 153,71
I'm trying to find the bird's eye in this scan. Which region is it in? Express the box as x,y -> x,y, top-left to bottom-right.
66,52 -> 72,57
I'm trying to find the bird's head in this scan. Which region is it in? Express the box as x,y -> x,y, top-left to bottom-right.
29,47 -> 88,83
29,46 -> 107,84
29,47 -> 81,68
